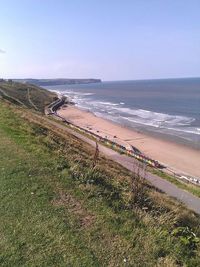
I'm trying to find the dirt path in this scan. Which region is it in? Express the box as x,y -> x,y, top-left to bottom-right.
27,88 -> 38,111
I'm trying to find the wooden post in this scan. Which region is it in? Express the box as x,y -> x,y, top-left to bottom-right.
93,141 -> 99,168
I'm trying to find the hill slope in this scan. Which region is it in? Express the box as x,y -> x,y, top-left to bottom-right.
0,99 -> 200,266
0,80 -> 57,112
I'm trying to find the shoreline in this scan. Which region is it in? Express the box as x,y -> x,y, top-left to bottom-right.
77,106 -> 200,152
119,120 -> 200,152
57,104 -> 200,178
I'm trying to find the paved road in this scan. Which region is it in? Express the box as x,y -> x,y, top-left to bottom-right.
26,110 -> 200,215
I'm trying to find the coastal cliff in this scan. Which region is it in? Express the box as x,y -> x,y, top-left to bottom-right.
14,78 -> 102,86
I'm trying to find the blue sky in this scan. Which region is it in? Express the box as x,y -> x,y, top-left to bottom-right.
0,0 -> 200,80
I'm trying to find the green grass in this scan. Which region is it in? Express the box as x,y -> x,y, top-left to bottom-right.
0,100 -> 200,266
0,81 -> 56,112
151,169 -> 200,198
51,115 -> 200,199
2,79 -> 200,200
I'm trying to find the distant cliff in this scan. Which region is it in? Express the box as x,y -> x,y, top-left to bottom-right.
14,78 -> 102,86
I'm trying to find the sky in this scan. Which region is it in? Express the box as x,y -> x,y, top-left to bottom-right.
0,0 -> 200,81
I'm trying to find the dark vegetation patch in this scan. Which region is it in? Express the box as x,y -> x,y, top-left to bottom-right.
0,80 -> 56,112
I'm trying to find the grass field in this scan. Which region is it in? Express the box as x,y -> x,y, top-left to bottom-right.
0,100 -> 200,266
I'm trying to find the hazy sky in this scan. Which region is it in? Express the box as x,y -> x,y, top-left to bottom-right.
0,0 -> 200,80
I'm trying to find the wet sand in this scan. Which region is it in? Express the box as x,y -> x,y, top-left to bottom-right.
57,105 -> 200,178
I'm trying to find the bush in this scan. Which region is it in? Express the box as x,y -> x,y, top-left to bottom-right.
172,226 -> 199,255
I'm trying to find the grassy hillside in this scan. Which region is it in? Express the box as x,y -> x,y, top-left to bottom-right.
0,80 -> 56,112
0,99 -> 200,266
1,80 -> 199,199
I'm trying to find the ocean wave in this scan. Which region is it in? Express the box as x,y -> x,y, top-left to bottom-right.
109,106 -> 194,127
63,91 -> 94,96
166,127 -> 200,135
75,98 -> 196,131
95,101 -> 119,106
90,102 -> 198,135
53,88 -> 199,136
112,107 -> 194,124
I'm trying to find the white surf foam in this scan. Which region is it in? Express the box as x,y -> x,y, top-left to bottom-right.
63,91 -> 94,96
53,88 -> 199,136
88,101 -> 198,135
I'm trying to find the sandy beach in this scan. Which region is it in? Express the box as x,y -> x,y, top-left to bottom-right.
57,105 -> 200,178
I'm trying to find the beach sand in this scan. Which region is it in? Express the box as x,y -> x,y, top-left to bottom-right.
57,105 -> 200,178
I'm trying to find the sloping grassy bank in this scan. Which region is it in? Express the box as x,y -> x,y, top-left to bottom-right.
1,80 -> 200,199
0,81 -> 56,112
0,100 -> 200,266
151,169 -> 200,198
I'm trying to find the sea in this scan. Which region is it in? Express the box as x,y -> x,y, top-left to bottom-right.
45,78 -> 200,149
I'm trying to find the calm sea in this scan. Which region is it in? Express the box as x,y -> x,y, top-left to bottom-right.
45,78 -> 200,148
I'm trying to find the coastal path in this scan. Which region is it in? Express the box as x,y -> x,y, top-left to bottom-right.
22,107 -> 200,215
48,113 -> 200,215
